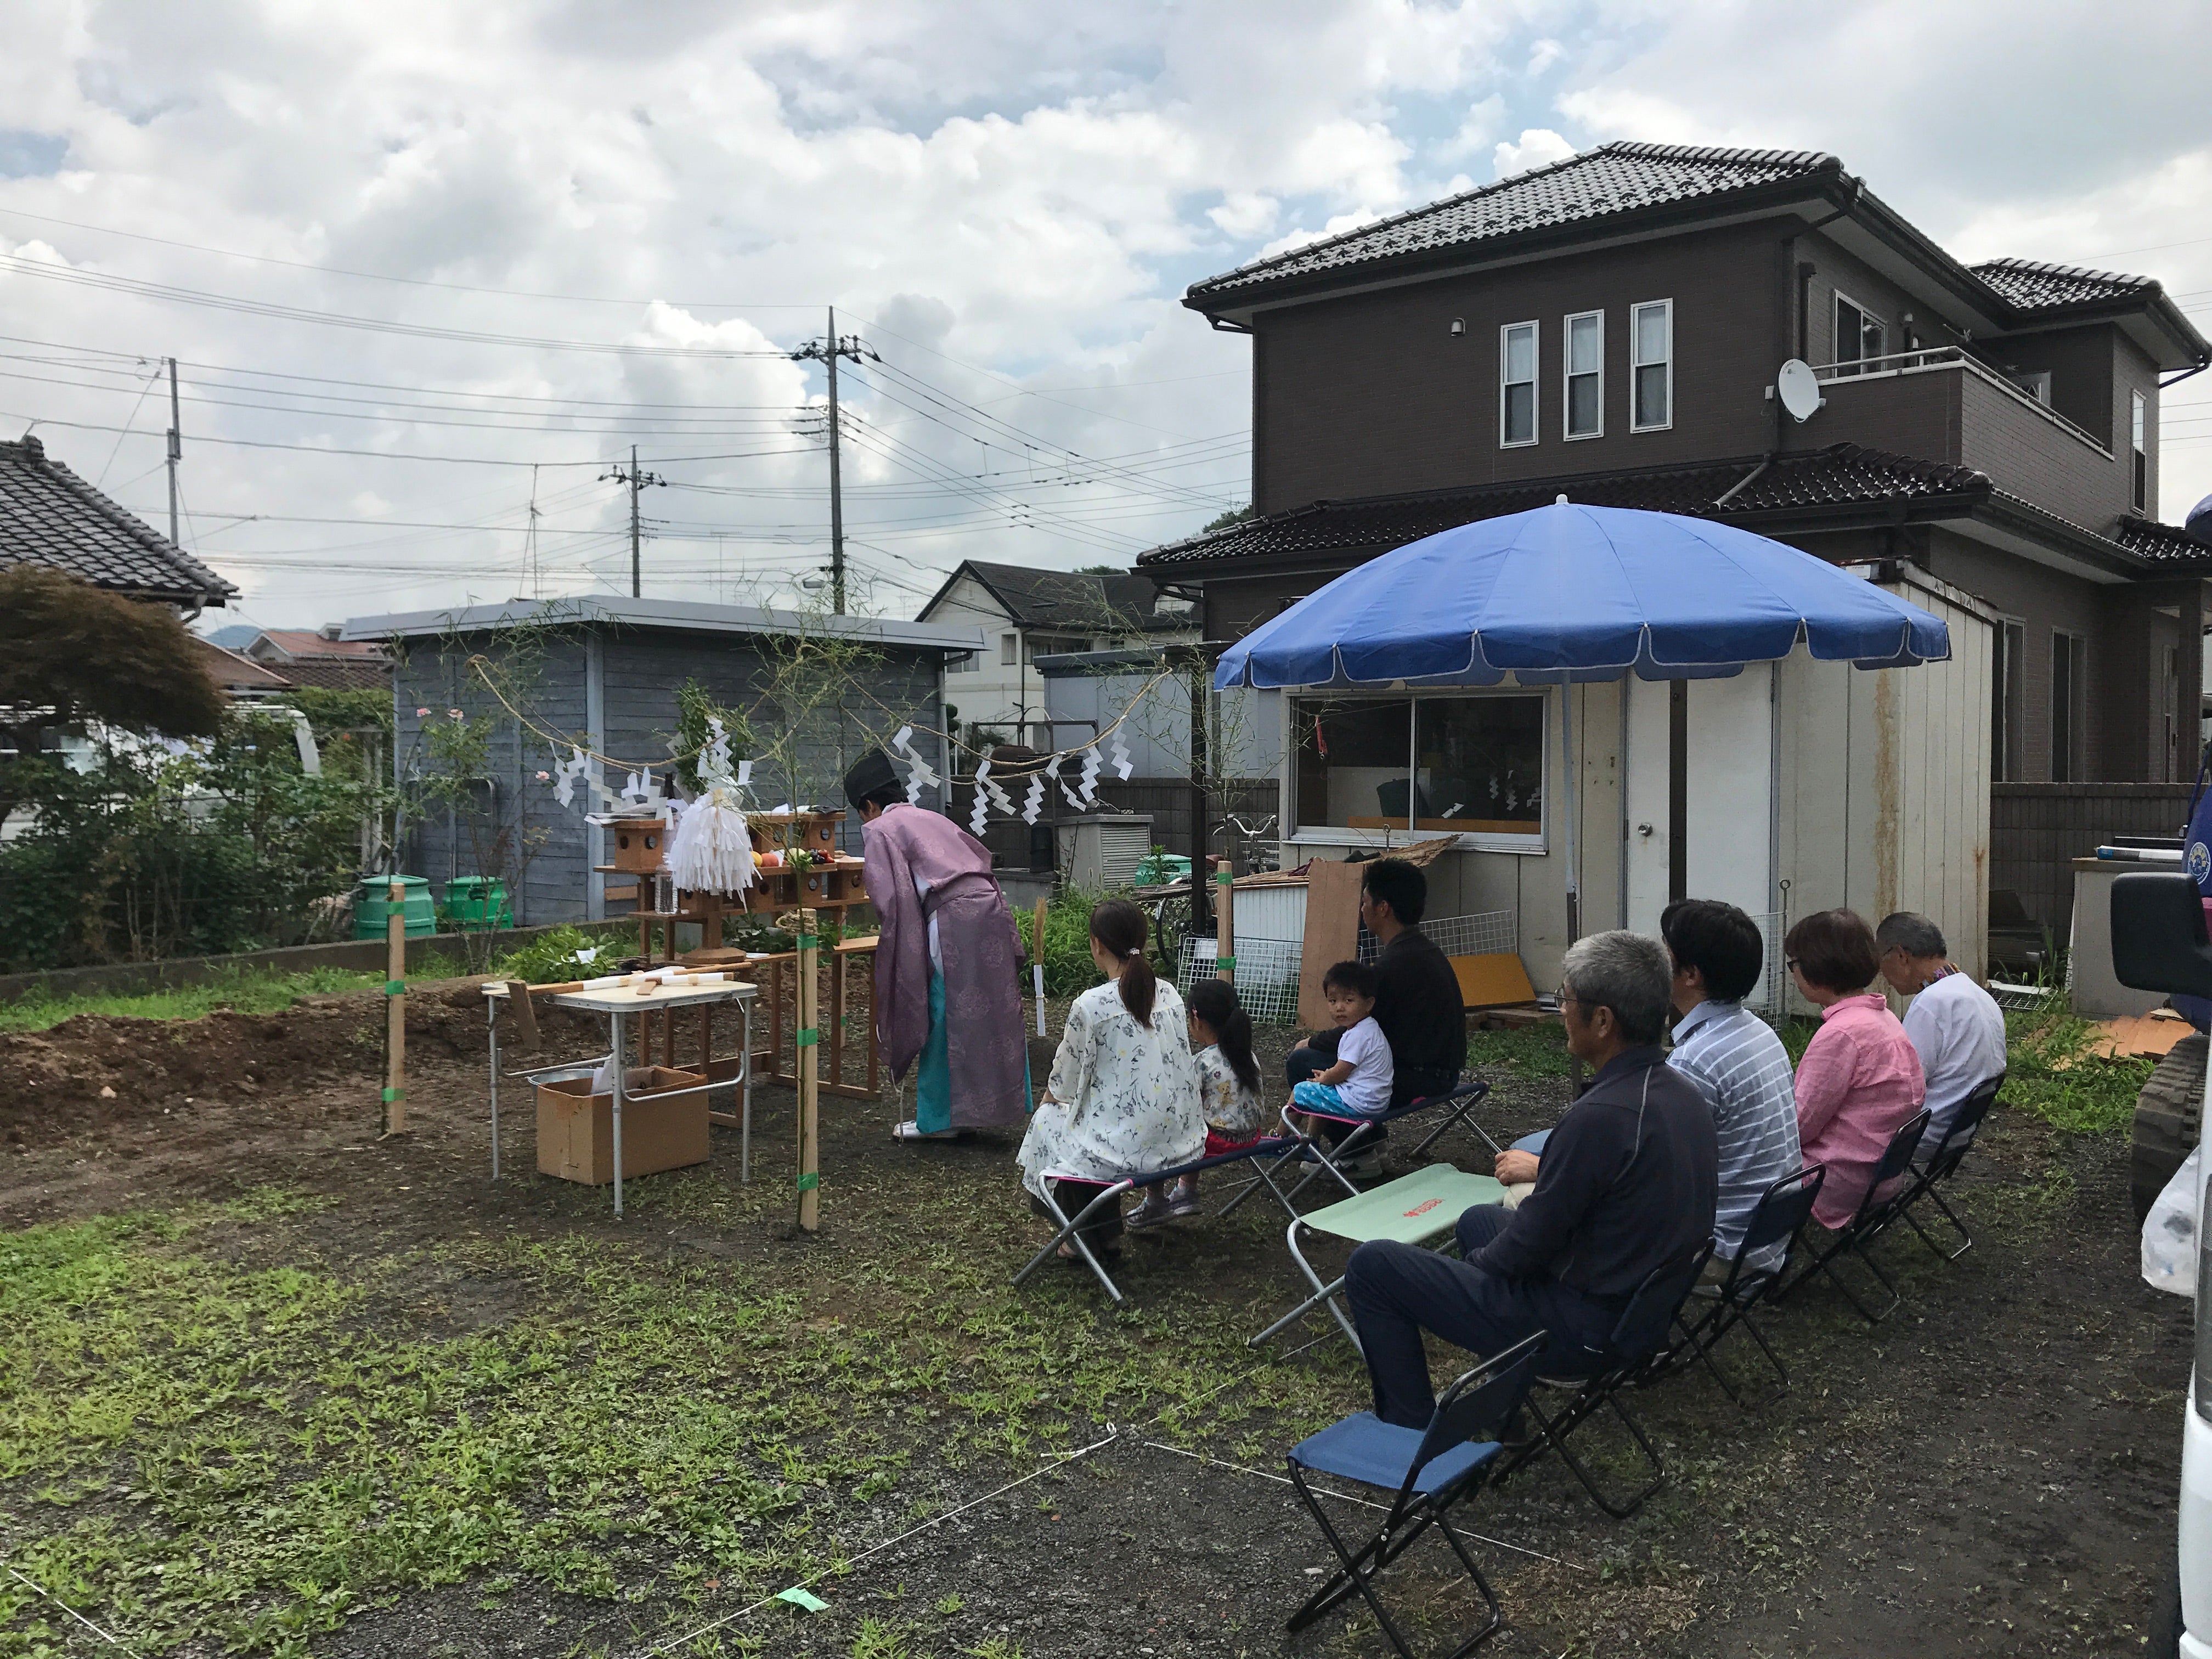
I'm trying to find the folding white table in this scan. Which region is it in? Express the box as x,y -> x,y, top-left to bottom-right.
483,978 -> 757,1216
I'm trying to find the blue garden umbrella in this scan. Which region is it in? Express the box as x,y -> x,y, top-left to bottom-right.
1214,499 -> 1949,691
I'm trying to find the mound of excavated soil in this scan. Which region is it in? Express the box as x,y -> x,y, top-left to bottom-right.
0,981 -> 599,1148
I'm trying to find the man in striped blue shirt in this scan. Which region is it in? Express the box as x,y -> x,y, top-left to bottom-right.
1494,902 -> 1800,1261
1659,900 -> 1800,1267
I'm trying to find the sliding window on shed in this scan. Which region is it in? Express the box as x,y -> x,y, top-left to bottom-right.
1294,695 -> 1545,843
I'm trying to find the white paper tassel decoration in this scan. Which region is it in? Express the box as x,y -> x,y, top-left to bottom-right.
666,718 -> 756,895
1049,752 -> 1084,811
1022,772 -> 1045,825
969,758 -> 993,837
1110,735 -> 1133,781
1076,745 -> 1103,805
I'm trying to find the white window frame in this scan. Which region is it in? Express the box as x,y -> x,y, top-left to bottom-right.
1629,298 -> 1673,432
1563,309 -> 1604,441
1499,320 -> 1539,449
1284,688 -> 1550,855
1832,289 -> 1887,373
2133,390 -> 2149,513
1000,633 -> 1018,667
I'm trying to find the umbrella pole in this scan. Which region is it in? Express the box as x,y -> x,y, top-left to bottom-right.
1561,680 -> 1580,944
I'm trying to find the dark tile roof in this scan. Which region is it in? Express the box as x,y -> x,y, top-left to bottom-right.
953,560 -> 1189,630
1970,257 -> 2157,311
0,435 -> 236,604
1137,445 -> 1990,571
2113,514 -> 2212,568
1188,142 -> 1837,301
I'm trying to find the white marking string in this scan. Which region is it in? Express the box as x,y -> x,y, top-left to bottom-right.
634,1426 -> 1124,1657
3,1564 -> 131,1647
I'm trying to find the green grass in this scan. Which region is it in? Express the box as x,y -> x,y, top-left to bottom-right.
1463,1020 -> 1574,1077
0,965 -> 392,1034
1999,1003 -> 2155,1136
0,1187 -> 1358,1656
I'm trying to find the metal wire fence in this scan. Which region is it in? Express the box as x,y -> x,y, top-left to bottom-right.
1180,909 -> 1522,1027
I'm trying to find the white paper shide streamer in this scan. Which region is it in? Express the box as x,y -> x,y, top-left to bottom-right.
667,718 -> 757,895
969,756 -> 994,837
1076,745 -> 1103,806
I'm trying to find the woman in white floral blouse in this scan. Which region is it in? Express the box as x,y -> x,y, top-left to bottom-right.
1018,899 -> 1205,1259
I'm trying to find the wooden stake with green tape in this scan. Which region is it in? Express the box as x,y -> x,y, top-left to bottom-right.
797,906 -> 821,1232
382,877 -> 408,1135
1216,867 -> 1235,984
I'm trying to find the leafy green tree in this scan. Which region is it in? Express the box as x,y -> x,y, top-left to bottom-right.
0,566 -> 224,833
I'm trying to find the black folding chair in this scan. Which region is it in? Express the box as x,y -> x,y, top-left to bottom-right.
1493,1239 -> 1714,1518
1782,1107 -> 1931,1325
1676,1164 -> 1826,1407
1284,1331 -> 1547,1659
1897,1074 -> 2004,1263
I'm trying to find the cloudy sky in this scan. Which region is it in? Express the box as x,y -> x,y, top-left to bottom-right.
1,0 -> 2207,634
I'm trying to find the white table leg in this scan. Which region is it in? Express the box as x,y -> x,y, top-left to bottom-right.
740,994 -> 753,1184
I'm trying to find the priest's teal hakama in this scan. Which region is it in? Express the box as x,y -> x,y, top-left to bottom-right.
853,774 -> 1030,1134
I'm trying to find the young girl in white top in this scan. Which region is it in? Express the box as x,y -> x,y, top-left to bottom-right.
1130,977 -> 1266,1226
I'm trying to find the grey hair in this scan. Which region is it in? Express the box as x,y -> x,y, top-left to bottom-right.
1874,911 -> 1947,960
1561,930 -> 1674,1044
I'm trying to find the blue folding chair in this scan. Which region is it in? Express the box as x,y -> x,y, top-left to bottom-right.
1285,1330 -> 1547,1659
1675,1164 -> 1826,1407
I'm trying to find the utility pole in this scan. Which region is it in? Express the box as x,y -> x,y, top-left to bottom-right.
790,309 -> 868,613
165,357 -> 180,546
599,445 -> 664,599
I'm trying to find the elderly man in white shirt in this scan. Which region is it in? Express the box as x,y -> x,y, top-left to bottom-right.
1876,911 -> 2007,1159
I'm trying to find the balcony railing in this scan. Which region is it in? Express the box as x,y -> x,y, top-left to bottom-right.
1811,345 -> 2112,458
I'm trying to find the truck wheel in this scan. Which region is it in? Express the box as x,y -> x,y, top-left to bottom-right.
2133,1031 -> 2207,1223
2151,1548 -> 2182,1659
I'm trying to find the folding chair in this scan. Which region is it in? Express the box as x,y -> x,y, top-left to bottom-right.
1781,1107 -> 1932,1325
1010,1135 -> 1301,1304
1223,1077 -> 1494,1221
1675,1165 -> 1826,1407
1897,1074 -> 2004,1263
1285,1331 -> 1548,1659
1250,1165 -> 1508,1352
1494,1238 -> 1714,1518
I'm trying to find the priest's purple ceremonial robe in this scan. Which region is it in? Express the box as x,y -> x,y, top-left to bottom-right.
861,800 -> 1030,1131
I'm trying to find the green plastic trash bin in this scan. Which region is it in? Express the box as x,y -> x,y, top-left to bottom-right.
443,876 -> 514,930
354,875 -> 436,939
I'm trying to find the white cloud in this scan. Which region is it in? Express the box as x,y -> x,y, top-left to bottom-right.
1493,127 -> 1575,178
0,0 -> 2202,627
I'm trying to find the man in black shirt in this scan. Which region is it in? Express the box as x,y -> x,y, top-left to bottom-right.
1285,859 -> 1466,1176
1344,930 -> 1718,1427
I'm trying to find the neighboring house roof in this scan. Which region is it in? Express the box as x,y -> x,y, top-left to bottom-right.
249,628 -> 389,663
266,658 -> 392,691
1191,142 -> 1833,302
0,434 -> 237,606
193,637 -> 295,696
1134,444 -> 2212,581
921,560 -> 1191,631
1185,142 -> 2209,366
1970,257 -> 2157,311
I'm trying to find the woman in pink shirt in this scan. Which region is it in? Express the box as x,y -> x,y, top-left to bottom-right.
1785,907 -> 1927,1229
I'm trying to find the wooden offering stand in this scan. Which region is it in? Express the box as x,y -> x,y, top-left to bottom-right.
597,809 -> 880,1111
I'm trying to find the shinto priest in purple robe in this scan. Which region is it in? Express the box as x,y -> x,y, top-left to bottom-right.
847,749 -> 1030,1135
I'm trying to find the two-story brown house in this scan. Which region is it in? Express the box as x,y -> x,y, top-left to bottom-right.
1139,142 -> 2211,788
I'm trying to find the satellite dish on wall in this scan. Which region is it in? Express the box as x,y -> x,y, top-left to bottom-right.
1776,359 -> 1824,424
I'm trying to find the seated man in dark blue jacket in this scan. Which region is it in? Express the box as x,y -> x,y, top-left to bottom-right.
1345,930 -> 1718,1427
